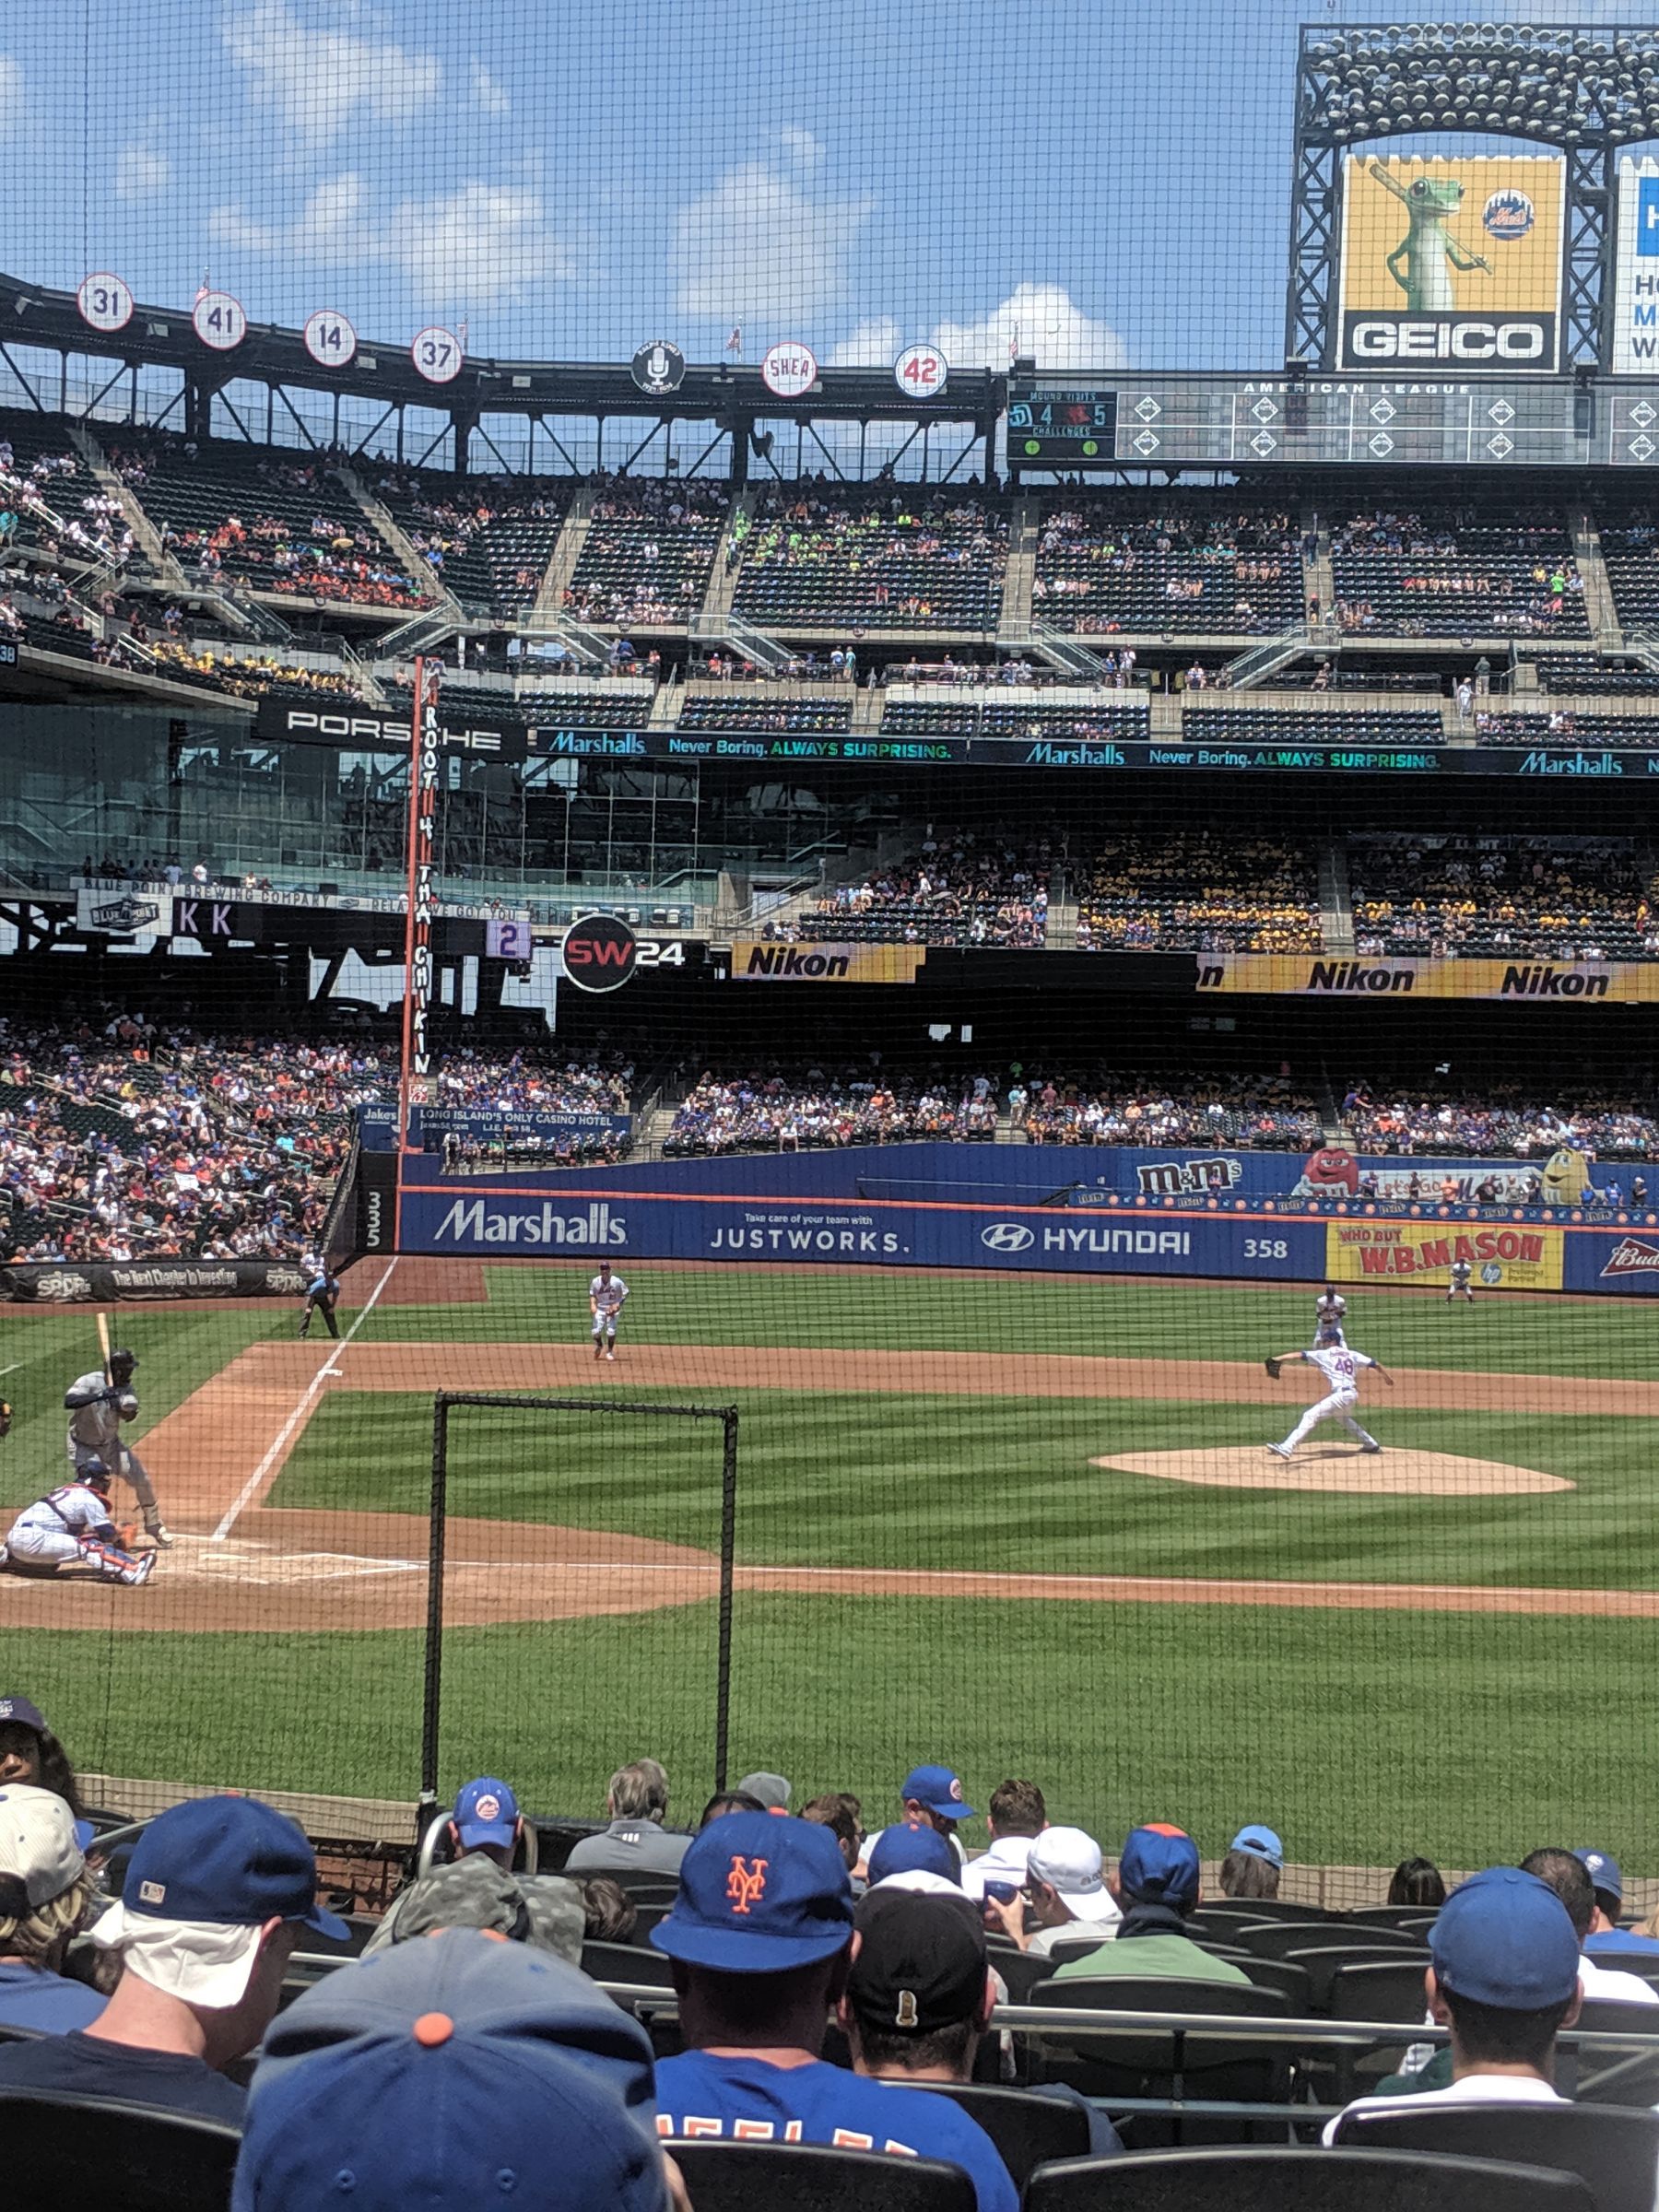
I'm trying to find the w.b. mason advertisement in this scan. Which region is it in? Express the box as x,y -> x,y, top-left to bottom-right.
1336,154 -> 1564,371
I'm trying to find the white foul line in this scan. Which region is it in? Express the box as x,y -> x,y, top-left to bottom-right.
211,1258 -> 400,1542
0,1363 -> 19,1379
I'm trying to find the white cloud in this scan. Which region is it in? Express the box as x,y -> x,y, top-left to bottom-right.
386,180 -> 571,307
221,0 -> 441,147
0,55 -> 20,136
779,125 -> 822,173
674,152 -> 874,322
116,138 -> 171,202
470,59 -> 511,116
207,170 -> 566,306
932,281 -> 1127,372
826,315 -> 902,368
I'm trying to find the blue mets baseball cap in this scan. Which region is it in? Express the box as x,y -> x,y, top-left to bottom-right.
652,1809 -> 853,1971
0,1697 -> 51,1735
1120,1824 -> 1202,1906
1576,1850 -> 1623,1903
1431,1865 -> 1581,2009
900,1764 -> 975,1820
233,1931 -> 666,2212
453,1776 -> 519,1850
867,1824 -> 959,1887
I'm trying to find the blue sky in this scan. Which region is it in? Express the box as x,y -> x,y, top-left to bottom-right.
0,0 -> 1634,374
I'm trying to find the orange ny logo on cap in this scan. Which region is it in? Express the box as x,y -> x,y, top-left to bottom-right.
726,1856 -> 769,1913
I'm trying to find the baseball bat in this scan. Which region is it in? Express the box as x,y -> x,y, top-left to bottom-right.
96,1309 -> 112,1383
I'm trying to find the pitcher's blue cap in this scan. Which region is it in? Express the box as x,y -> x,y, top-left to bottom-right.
453,1777 -> 519,1849
1431,1866 -> 1581,2010
653,1810 -> 853,1971
232,1931 -> 666,2212
900,1765 -> 974,1820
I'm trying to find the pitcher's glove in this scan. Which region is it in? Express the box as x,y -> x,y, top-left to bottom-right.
1264,1357 -> 1282,1379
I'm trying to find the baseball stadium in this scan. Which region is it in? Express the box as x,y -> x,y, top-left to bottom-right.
3,0 -> 1659,2186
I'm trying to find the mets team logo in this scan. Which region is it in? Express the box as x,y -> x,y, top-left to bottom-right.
726,1856 -> 769,1913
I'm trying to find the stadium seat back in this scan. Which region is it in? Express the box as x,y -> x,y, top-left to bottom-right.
1024,2144 -> 1594,2212
1335,2101 -> 1659,2212
665,2138 -> 976,2212
1285,1944 -> 1430,2011
581,1936 -> 675,1986
0,2087 -> 241,2211
904,2082 -> 1092,2185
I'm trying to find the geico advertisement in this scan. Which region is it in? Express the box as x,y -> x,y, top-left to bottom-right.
1612,158 -> 1659,374
1337,155 -> 1563,371
1325,1219 -> 1563,1291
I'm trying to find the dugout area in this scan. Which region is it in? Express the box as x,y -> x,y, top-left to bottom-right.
0,1253 -> 1651,1882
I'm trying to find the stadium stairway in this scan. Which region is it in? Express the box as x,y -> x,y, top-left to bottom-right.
333,465 -> 463,622
1321,842 -> 1354,953
1569,502 -> 1621,649
700,488 -> 757,627
997,495 -> 1040,639
70,427 -> 189,592
1302,500 -> 1335,623
532,484 -> 596,620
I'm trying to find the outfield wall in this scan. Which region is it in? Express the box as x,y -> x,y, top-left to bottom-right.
396,1170 -> 1659,1295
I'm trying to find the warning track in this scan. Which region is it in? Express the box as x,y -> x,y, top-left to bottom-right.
13,1337 -> 1637,1633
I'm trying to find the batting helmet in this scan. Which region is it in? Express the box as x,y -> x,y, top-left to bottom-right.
108,1348 -> 137,1386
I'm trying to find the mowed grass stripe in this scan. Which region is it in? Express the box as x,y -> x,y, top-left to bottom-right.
8,1594 -> 1654,1869
268,1387 -> 1654,1589
359,1265 -> 1659,1381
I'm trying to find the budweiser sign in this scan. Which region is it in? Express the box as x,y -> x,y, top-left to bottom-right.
1600,1238 -> 1659,1279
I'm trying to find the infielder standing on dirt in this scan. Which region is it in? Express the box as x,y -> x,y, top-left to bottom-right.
65,1347 -> 172,1547
1264,1336 -> 1394,1459
590,1259 -> 629,1361
1312,1285 -> 1347,1343
1447,1258 -> 1476,1304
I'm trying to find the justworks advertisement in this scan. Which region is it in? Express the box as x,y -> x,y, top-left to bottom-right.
1336,154 -> 1564,371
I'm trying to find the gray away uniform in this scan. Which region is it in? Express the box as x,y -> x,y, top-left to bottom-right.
65,1371 -> 159,1517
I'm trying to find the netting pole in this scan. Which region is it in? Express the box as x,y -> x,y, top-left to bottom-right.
715,1408 -> 739,1791
420,1393 -> 453,1818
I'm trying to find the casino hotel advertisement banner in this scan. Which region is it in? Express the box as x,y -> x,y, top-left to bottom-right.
1324,1218 -> 1563,1291
1194,954 -> 1659,1003
1336,154 -> 1564,371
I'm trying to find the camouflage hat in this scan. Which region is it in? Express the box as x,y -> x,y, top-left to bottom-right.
369,1858 -> 582,1967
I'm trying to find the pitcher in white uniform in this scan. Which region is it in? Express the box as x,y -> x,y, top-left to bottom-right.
1265,1337 -> 1394,1459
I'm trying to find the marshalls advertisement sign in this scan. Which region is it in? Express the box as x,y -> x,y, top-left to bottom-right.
1336,155 -> 1564,371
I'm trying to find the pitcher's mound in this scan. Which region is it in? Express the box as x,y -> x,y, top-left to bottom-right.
1088,1445 -> 1573,1496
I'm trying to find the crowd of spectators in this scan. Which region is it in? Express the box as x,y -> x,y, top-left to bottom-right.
1331,505 -> 1586,639
1014,1069 -> 1322,1148
1032,499 -> 1300,636
563,475 -> 729,627
429,1045 -> 634,1116
1077,830 -> 1322,953
1348,835 -> 1656,960
733,483 -> 1008,631
8,1709 -> 1642,2206
1340,1080 -> 1659,1162
145,641 -> 369,702
798,830 -> 1053,949
665,1064 -> 1001,1152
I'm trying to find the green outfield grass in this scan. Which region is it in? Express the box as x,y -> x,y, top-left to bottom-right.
1,1261 -> 1653,1870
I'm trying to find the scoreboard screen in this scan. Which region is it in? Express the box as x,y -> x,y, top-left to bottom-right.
1006,383 -> 1118,467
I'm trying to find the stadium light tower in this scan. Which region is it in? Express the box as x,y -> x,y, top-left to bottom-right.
1286,22 -> 1659,371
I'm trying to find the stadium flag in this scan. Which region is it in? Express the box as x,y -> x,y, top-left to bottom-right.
725,324 -> 743,357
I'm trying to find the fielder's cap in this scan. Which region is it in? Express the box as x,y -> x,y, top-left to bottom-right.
1120,1824 -> 1202,1907
453,1776 -> 519,1850
652,1810 -> 853,1971
1431,1865 -> 1581,2010
0,1784 -> 85,1913
232,1931 -> 666,2212
867,1825 -> 959,1888
848,1890 -> 987,2035
1026,1826 -> 1110,1906
374,1858 -> 584,1967
0,1697 -> 50,1735
92,1794 -> 347,2008
1230,1824 -> 1285,1871
1576,1850 -> 1623,1903
900,1764 -> 974,1820
737,1771 -> 793,1811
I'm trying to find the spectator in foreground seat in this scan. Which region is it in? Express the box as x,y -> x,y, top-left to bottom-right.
800,1792 -> 864,1877
1052,1825 -> 1250,1985
736,1771 -> 793,1813
866,1822 -> 962,1894
959,1778 -> 1048,1902
363,1853 -> 584,1964
700,1790 -> 765,1829
1219,1822 -> 1283,1901
0,1794 -> 345,2120
566,1759 -> 691,1875
0,1784 -> 101,2030
1577,1849 -> 1659,1959
841,1887 -> 1124,2159
233,1930 -> 673,2211
987,1826 -> 1123,1957
1324,1865 -> 1581,2140
367,1777 -> 530,1949
652,1811 -> 1018,2211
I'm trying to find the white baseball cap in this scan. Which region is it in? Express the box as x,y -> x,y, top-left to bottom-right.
1025,1826 -> 1108,1905
0,1784 -> 85,1912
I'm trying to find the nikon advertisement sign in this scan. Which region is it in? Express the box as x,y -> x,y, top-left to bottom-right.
729,941 -> 925,983
1194,955 -> 1659,1003
1335,155 -> 1564,372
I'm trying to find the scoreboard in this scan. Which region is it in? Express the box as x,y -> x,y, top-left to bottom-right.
1006,383 -> 1117,465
